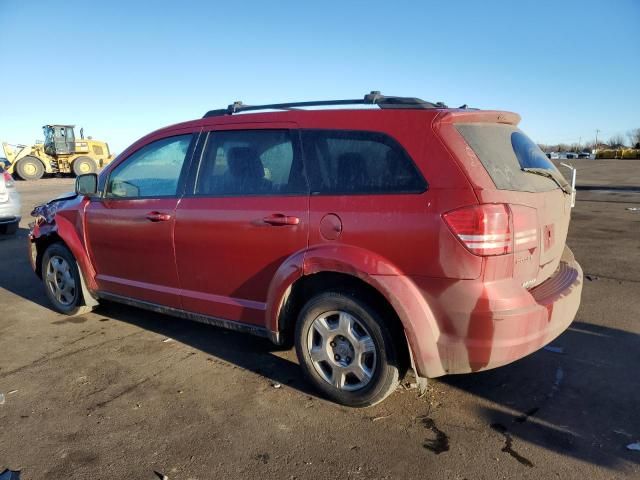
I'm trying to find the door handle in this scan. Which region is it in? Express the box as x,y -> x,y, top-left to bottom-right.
263,214 -> 300,226
146,211 -> 172,222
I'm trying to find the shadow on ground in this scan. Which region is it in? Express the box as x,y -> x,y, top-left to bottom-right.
96,297 -> 639,471
0,227 -> 52,308
441,321 -> 640,469
97,301 -> 316,396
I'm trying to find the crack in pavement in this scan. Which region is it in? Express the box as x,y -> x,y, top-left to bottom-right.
490,423 -> 534,467
582,273 -> 640,284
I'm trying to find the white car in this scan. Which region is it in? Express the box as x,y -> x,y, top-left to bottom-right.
0,166 -> 21,234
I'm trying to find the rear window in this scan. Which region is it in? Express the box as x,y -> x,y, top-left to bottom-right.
301,130 -> 426,195
456,124 -> 566,192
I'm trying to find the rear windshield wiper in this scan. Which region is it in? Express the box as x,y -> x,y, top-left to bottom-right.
521,167 -> 571,194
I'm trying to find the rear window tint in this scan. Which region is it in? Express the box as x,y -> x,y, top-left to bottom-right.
301,130 -> 426,195
456,124 -> 566,192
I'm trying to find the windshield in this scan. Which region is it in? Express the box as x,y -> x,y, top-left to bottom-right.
43,127 -> 54,146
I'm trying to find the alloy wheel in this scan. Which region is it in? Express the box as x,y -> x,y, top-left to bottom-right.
306,310 -> 377,391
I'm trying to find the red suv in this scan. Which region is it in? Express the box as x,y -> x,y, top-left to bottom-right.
29,92 -> 583,407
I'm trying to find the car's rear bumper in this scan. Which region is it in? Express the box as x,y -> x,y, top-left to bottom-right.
0,190 -> 21,221
0,198 -> 21,233
0,215 -> 20,224
436,247 -> 582,374
378,246 -> 582,377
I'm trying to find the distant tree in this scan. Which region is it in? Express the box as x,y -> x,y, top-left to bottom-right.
627,128 -> 640,149
608,134 -> 626,148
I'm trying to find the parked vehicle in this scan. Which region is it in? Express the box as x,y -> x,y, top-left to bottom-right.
0,165 -> 21,234
28,92 -> 583,407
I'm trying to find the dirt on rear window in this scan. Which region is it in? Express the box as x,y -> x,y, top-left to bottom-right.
456,123 -> 567,192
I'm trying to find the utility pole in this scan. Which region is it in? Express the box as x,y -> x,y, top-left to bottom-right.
595,129 -> 600,152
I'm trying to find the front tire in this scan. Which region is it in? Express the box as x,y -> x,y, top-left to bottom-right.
42,243 -> 92,316
72,157 -> 97,176
295,291 -> 402,407
16,156 -> 45,180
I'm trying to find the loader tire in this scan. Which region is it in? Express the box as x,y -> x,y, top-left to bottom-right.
72,157 -> 97,176
16,156 -> 45,181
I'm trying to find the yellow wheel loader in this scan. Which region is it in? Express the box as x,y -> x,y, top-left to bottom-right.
2,125 -> 114,180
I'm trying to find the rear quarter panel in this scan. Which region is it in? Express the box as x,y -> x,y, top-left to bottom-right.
298,109 -> 483,279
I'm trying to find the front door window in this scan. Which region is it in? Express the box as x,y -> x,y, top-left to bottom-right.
106,135 -> 192,198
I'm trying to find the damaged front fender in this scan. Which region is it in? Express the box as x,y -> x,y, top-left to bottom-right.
29,192 -> 99,307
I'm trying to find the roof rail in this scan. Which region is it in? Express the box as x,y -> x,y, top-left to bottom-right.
202,91 -> 447,118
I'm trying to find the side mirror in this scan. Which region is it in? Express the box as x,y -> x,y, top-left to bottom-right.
75,173 -> 98,197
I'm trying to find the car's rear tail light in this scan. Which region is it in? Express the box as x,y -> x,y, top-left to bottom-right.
3,171 -> 14,188
443,204 -> 512,256
443,204 -> 539,256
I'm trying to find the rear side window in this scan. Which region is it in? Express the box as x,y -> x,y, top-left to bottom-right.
194,130 -> 306,196
301,130 -> 426,195
455,124 -> 566,192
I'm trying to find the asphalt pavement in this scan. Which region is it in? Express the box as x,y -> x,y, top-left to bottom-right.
0,167 -> 638,479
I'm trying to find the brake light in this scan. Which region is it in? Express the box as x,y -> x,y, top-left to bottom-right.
443,204 -> 512,256
2,171 -> 13,188
444,204 -> 539,256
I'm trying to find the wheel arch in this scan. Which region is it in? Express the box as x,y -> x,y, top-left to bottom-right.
278,271 -> 407,353
31,213 -> 99,306
266,245 -> 446,378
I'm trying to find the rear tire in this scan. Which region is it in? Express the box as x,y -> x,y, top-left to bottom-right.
16,156 -> 45,180
42,242 -> 93,316
72,157 -> 97,176
295,291 -> 402,407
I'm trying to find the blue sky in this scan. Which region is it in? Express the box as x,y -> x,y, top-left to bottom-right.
1,0 -> 638,153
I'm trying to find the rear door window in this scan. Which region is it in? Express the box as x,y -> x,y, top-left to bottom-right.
455,124 -> 566,192
194,129 -> 307,196
301,130 -> 426,195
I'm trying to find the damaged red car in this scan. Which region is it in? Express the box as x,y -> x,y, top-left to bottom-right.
29,92 -> 583,407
